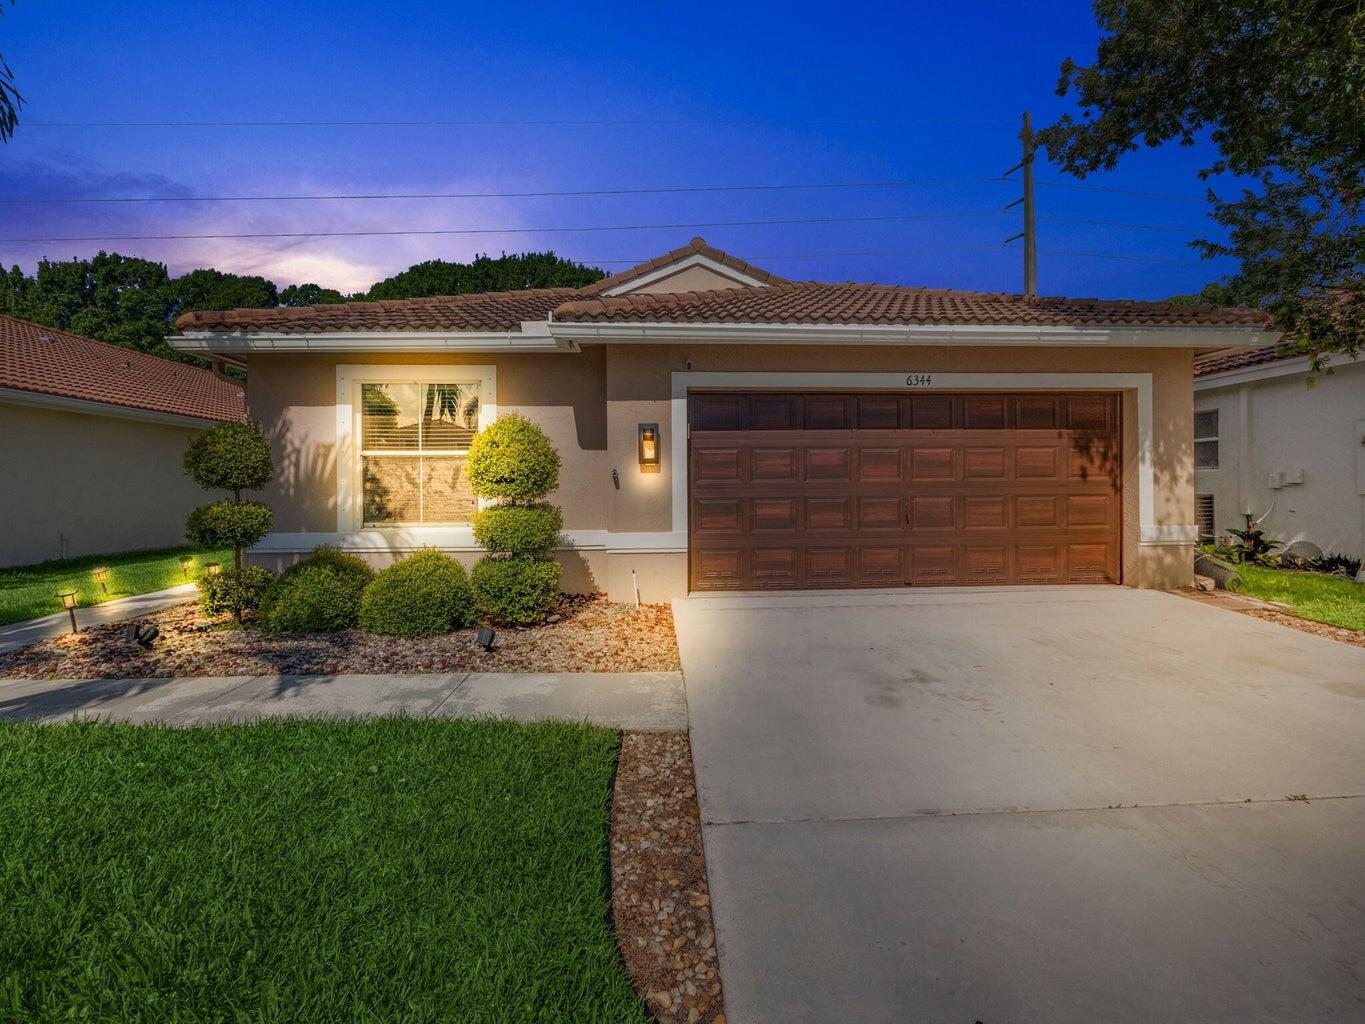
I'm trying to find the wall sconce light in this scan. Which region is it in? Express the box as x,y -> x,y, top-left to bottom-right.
179,555 -> 193,579
58,590 -> 79,633
93,567 -> 110,594
204,561 -> 222,576
638,423 -> 660,472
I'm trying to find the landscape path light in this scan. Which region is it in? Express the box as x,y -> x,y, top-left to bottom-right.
179,555 -> 193,579
93,567 -> 110,594
58,590 -> 79,634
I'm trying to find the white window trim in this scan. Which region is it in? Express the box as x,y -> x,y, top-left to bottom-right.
1194,408 -> 1220,470
668,371 -> 1185,547
335,364 -> 496,533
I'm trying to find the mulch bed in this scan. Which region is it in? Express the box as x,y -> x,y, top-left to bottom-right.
611,732 -> 727,1024
1176,588 -> 1365,649
0,594 -> 681,679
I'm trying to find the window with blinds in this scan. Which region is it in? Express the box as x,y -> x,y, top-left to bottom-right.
360,381 -> 481,525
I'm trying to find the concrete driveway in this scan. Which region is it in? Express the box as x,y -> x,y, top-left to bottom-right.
673,586 -> 1365,1023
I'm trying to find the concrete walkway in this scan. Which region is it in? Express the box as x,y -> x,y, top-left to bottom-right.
675,586 -> 1365,1024
0,583 -> 197,654
0,670 -> 687,730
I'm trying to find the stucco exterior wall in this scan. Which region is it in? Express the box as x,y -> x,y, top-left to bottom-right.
246,342 -> 1199,596
1196,360 -> 1365,558
0,400 -> 212,567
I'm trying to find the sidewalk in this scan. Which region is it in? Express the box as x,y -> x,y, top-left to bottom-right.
0,670 -> 687,730
0,583 -> 198,655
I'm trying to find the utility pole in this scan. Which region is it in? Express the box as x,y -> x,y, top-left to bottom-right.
1003,111 -> 1038,296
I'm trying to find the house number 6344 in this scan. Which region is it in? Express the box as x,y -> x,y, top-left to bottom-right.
905,374 -> 933,386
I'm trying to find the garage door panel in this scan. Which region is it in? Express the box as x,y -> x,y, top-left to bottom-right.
688,391 -> 1120,590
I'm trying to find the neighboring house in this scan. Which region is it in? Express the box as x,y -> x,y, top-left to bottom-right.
171,238 -> 1273,600
1193,345 -> 1365,559
0,315 -> 246,567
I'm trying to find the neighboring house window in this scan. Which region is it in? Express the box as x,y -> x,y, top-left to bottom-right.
1194,409 -> 1219,469
360,381 -> 482,525
1197,493 -> 1216,543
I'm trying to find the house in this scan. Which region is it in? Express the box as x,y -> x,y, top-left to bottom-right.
1193,344 -> 1365,559
0,314 -> 246,567
170,238 -> 1273,599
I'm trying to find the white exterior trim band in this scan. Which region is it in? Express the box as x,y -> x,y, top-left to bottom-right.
172,329 -> 576,354
251,529 -> 687,555
601,252 -> 773,295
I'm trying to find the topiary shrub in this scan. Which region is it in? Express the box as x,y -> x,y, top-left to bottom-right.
466,414 -> 560,502
471,556 -> 561,626
183,421 -> 273,499
186,501 -> 274,553
259,547 -> 375,633
471,503 -> 563,559
198,565 -> 274,621
359,549 -> 476,637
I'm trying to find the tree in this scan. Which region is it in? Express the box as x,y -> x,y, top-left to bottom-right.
0,2 -> 20,142
1039,0 -> 1363,360
165,268 -> 278,323
280,282 -> 347,306
365,251 -> 605,300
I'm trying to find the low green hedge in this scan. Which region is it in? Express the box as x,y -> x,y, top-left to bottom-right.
259,547 -> 374,633
359,550 -> 476,637
198,565 -> 275,621
185,500 -> 274,551
471,557 -> 560,626
471,503 -> 563,559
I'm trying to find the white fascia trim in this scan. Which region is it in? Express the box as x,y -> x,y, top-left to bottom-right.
252,529 -> 687,555
668,370 -> 1180,546
170,328 -> 577,354
1195,350 -> 1364,390
551,320 -> 1278,349
0,386 -> 224,429
335,363 -> 497,533
602,253 -> 772,296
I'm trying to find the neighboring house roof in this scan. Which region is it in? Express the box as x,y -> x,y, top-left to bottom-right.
175,287 -> 577,335
1194,344 -> 1292,377
553,281 -> 1270,328
0,314 -> 246,423
173,238 -> 1272,335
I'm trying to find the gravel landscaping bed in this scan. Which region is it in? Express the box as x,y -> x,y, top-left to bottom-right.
0,594 -> 681,679
612,732 -> 727,1024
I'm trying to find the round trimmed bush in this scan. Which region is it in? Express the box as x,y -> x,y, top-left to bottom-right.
471,503 -> 562,558
471,556 -> 561,626
198,564 -> 274,621
260,548 -> 375,633
186,500 -> 273,552
183,420 -> 273,495
359,549 -> 475,637
466,414 -> 560,503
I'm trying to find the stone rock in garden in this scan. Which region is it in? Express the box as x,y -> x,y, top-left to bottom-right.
1281,540 -> 1323,566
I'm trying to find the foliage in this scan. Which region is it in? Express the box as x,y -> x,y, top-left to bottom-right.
365,251 -> 605,300
0,2 -> 20,142
279,282 -> 348,306
471,503 -> 563,559
1307,552 -> 1363,579
185,501 -> 274,554
1226,525 -> 1282,565
197,565 -> 274,621
259,547 -> 374,633
1038,0 -> 1364,359
1235,564 -> 1365,631
163,268 -> 278,323
359,549 -> 475,637
0,719 -> 646,1022
183,421 -> 274,497
471,557 -> 561,626
466,414 -> 561,504
0,545 -> 228,627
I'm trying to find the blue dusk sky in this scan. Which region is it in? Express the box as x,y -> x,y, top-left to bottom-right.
1,1 -> 1239,298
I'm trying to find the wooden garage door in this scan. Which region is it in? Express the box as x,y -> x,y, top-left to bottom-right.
688,391 -> 1122,590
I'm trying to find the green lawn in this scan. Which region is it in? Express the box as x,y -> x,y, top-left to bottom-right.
0,718 -> 647,1024
1236,564 -> 1365,631
0,546 -> 228,626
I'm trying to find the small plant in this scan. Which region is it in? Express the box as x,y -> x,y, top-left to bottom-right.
259,547 -> 375,633
198,565 -> 274,621
471,557 -> 561,627
183,421 -> 275,620
359,549 -> 476,637
1308,552 -> 1363,578
466,414 -> 561,501
471,503 -> 563,558
1227,525 -> 1282,565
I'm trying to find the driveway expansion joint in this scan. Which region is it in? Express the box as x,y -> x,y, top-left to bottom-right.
424,673 -> 472,718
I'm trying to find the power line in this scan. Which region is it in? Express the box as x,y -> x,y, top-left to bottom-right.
1036,180 -> 1205,202
0,210 -> 1010,245
26,116 -> 1013,128
588,247 -> 1205,266
0,178 -> 1012,205
1039,215 -> 1203,234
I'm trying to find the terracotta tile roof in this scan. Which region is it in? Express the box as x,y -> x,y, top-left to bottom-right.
574,236 -> 792,296
175,288 -> 577,334
553,281 -> 1273,329
0,315 -> 245,422
1194,344 -> 1294,377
